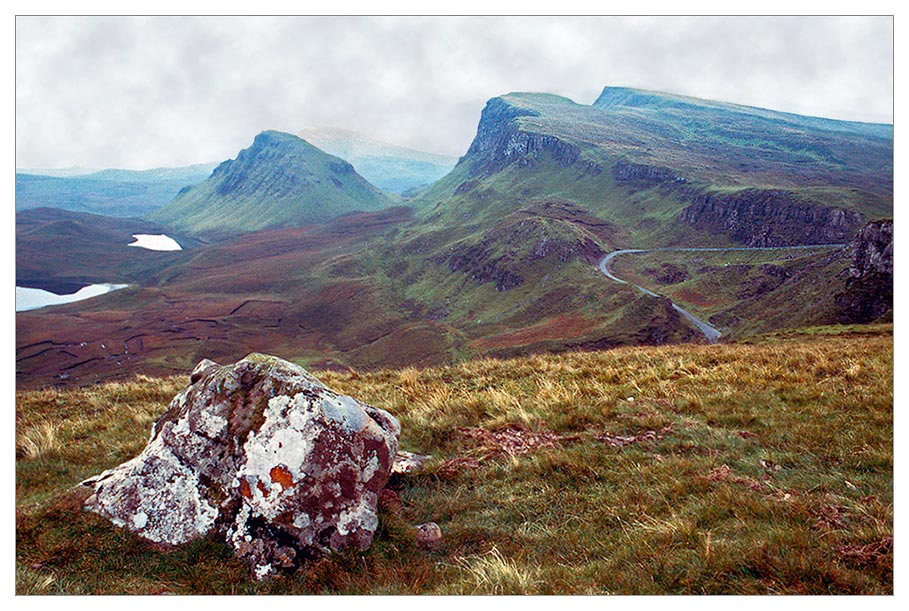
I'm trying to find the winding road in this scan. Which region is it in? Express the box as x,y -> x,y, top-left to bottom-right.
598,244 -> 845,343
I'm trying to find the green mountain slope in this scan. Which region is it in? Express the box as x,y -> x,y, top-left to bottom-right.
151,131 -> 395,239
411,89 -> 891,247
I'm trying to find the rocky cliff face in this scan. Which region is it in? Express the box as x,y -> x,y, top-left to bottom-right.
613,160 -> 686,186
835,219 -> 893,323
461,98 -> 581,177
677,188 -> 863,246
847,219 -> 893,278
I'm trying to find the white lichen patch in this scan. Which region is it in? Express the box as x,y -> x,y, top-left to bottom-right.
133,511 -> 148,529
239,394 -> 320,500
360,453 -> 380,483
335,495 -> 379,537
255,564 -> 274,580
84,436 -> 219,546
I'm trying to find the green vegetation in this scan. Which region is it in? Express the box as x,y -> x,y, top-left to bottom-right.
151,131 -> 396,239
16,87 -> 893,389
607,246 -> 857,338
17,325 -> 892,594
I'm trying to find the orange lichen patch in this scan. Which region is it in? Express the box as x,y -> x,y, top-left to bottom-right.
469,316 -> 596,352
270,465 -> 294,490
238,478 -> 252,499
256,480 -> 268,495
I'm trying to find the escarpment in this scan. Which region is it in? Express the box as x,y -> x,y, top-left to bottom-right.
461,97 -> 581,176
677,188 -> 863,246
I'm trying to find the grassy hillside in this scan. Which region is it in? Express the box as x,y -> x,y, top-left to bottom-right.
16,325 -> 892,594
151,131 -> 396,239
606,246 -> 867,339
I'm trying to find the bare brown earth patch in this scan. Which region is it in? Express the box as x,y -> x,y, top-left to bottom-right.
469,315 -> 596,352
672,288 -> 724,308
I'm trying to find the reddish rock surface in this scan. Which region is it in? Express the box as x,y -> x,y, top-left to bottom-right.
82,353 -> 400,579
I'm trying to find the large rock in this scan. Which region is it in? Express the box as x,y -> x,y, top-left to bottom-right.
82,353 -> 400,579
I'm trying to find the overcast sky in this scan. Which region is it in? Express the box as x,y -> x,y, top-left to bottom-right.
15,15 -> 893,170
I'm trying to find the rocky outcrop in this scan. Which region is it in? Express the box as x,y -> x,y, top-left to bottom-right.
461,97 -> 580,176
446,243 -> 524,291
677,188 -> 863,246
645,263 -> 690,285
613,160 -> 686,186
847,219 -> 893,278
835,219 -> 893,323
442,202 -> 617,291
82,353 -> 400,579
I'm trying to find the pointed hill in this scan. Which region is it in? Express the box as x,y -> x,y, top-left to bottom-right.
151,131 -> 395,239
297,126 -> 458,195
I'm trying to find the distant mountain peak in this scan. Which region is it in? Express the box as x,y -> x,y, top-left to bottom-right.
152,130 -> 393,238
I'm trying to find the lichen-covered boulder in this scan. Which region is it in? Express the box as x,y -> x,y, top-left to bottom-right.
82,353 -> 400,579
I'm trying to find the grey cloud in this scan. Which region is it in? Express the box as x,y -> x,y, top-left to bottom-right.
15,16 -> 893,170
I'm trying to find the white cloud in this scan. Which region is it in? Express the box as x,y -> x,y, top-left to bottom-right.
15,15 -> 893,170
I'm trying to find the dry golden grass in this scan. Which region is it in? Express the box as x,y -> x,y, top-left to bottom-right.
16,324 -> 892,594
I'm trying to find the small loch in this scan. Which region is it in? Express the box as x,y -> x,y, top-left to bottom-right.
128,234 -> 182,251
16,283 -> 129,312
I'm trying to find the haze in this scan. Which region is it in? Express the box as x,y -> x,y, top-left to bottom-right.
15,15 -> 893,170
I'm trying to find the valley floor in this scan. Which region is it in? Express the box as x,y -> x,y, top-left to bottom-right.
16,324 -> 892,594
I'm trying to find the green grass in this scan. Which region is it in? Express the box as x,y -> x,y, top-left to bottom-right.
608,246 -> 850,337
16,324 -> 892,594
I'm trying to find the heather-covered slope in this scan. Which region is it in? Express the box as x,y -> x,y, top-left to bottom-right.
151,131 -> 395,239
16,208 -> 193,293
16,326 -> 893,594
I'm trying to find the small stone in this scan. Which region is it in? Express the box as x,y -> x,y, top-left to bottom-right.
415,522 -> 442,551
392,451 -> 433,475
